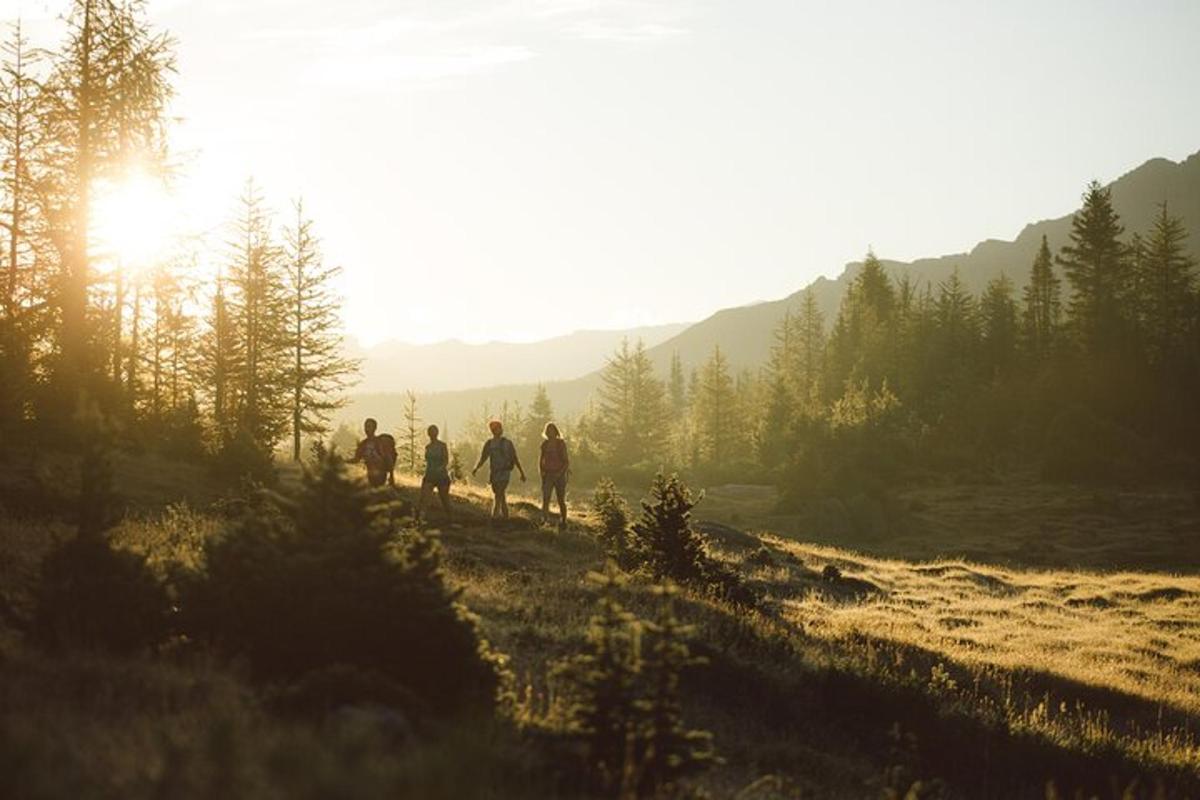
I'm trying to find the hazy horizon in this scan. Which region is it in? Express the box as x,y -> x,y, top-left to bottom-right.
7,0 -> 1200,346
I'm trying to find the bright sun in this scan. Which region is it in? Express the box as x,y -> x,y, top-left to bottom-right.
91,170 -> 177,268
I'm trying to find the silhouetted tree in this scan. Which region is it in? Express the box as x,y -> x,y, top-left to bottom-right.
595,338 -> 667,466
1056,181 -> 1130,353
1138,202 -> 1195,364
692,346 -> 738,466
979,274 -> 1018,375
1021,234 -> 1062,361
282,199 -> 358,461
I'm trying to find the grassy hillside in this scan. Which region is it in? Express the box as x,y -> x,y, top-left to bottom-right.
2,458 -> 1198,797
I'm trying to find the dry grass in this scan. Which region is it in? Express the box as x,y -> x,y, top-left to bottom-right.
769,540 -> 1200,720
4,458 -> 1200,796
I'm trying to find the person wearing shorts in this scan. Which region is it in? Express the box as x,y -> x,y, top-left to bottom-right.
539,422 -> 569,529
472,419 -> 525,523
417,424 -> 452,523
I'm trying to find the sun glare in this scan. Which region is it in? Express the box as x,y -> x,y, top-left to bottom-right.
91,171 -> 177,268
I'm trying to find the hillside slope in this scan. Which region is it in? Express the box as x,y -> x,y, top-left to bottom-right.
3,463 -> 1196,797
342,150 -> 1200,433
349,323 -> 688,394
640,151 -> 1200,373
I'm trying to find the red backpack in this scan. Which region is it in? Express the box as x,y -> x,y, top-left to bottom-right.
541,438 -> 567,474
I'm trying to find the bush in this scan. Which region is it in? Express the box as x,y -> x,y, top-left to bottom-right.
209,429 -> 277,487
31,531 -> 171,654
183,451 -> 502,716
591,478 -> 633,567
630,473 -> 756,607
553,569 -> 716,798
630,474 -> 707,585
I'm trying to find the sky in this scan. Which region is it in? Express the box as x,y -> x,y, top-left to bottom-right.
5,0 -> 1200,345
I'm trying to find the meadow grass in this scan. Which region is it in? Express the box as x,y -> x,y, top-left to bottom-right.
2,462 -> 1199,797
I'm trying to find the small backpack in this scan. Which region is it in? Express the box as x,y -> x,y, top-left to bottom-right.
542,438 -> 567,473
377,434 -> 398,471
490,437 -> 515,471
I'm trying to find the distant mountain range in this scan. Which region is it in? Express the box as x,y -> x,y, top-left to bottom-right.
341,150 -> 1200,437
637,150 -> 1200,375
348,323 -> 688,394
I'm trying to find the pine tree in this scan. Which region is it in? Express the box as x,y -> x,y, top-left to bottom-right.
828,250 -> 897,392
630,473 -> 708,585
519,383 -> 554,460
592,478 -> 632,566
554,564 -> 642,793
667,351 -> 686,413
0,22 -> 43,431
636,582 -> 717,797
758,314 -> 794,469
225,180 -> 290,452
0,20 -> 46,321
979,274 -> 1018,376
401,389 -> 420,474
197,266 -> 239,446
1056,180 -> 1130,353
692,345 -> 738,466
933,268 -> 978,374
792,287 -> 826,402
44,0 -> 175,413
595,338 -> 667,466
1021,234 -> 1061,361
282,200 -> 359,461
1138,202 -> 1195,364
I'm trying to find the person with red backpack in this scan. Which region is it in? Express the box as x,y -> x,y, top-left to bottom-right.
351,417 -> 397,487
472,419 -> 525,524
539,422 -> 570,529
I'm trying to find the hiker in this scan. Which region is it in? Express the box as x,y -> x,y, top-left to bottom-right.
472,419 -> 525,523
351,417 -> 396,487
539,422 -> 570,529
417,424 -> 452,523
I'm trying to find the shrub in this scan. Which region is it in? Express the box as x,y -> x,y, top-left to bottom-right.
554,569 -> 716,798
629,473 -> 756,606
183,451 -> 502,716
29,434 -> 170,655
552,565 -> 641,792
31,531 -> 171,654
209,428 -> 277,487
591,478 -> 633,567
630,474 -> 707,585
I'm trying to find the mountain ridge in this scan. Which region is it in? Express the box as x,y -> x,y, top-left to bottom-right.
341,149 -> 1200,433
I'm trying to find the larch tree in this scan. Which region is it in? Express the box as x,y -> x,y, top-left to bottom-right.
225,180 -> 290,452
197,264 -> 238,446
282,199 -> 358,461
42,0 -> 174,415
0,20 -> 46,429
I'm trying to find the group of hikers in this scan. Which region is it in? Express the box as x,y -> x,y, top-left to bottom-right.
350,417 -> 570,528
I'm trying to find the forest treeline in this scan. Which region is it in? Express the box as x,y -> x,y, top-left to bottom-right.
556,182 -> 1198,497
0,2 -> 357,477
